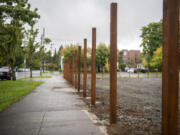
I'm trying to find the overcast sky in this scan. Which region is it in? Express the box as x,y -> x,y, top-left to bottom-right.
29,0 -> 163,52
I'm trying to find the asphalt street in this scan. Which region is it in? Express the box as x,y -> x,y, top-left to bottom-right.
16,70 -> 42,80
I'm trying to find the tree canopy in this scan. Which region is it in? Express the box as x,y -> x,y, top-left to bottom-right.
0,0 -> 40,80
150,46 -> 162,71
140,20 -> 162,71
25,24 -> 39,77
140,20 -> 162,57
96,43 -> 109,70
61,45 -> 77,62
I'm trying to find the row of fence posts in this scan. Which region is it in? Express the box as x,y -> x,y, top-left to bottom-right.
64,1 -> 179,135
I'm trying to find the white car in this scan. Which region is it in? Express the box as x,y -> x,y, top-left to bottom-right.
127,68 -> 135,73
125,67 -> 129,72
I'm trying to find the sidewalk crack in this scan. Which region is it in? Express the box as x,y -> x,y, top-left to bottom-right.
37,112 -> 46,135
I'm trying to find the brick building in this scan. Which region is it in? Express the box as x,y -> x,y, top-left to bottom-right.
119,49 -> 140,66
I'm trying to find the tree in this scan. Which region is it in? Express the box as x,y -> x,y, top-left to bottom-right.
61,45 -> 77,62
58,45 -> 63,57
150,46 -> 162,71
118,55 -> 126,71
52,48 -> 60,70
96,43 -> 109,72
0,0 -> 40,80
105,58 -> 110,72
58,45 -> 63,68
25,24 -> 39,78
42,37 -> 51,72
140,20 -> 162,57
44,38 -> 51,44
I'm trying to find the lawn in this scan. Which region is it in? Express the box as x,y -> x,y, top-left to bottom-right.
42,71 -> 54,74
24,76 -> 51,79
0,80 -> 43,112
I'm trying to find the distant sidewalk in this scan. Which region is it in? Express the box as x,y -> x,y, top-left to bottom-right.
0,72 -> 105,135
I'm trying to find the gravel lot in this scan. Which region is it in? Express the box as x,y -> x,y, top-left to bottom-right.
80,76 -> 164,135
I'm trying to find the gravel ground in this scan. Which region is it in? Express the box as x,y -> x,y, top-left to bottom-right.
79,76 -> 164,135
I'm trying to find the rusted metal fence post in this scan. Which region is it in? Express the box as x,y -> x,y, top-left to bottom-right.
78,46 -> 81,92
72,54 -> 75,86
91,28 -> 96,105
110,3 -> 117,124
162,0 -> 179,135
75,51 -> 78,89
70,56 -> 73,84
83,39 -> 87,97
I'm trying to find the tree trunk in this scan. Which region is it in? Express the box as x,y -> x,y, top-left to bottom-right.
30,58 -> 33,78
102,66 -> 104,79
11,66 -> 16,80
43,60 -> 45,72
30,67 -> 32,78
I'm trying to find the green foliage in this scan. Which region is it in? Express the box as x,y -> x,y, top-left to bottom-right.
25,76 -> 51,79
96,43 -> 109,70
140,20 -> 162,57
0,22 -> 24,66
58,45 -> 63,56
105,58 -> 109,72
58,67 -> 62,72
118,54 -> 126,70
140,20 -> 162,71
44,38 -> 51,44
143,54 -> 152,68
52,49 -> 60,66
138,53 -> 144,63
150,47 -> 162,71
25,24 -> 39,77
61,45 -> 77,62
0,0 -> 40,25
45,62 -> 58,71
0,0 -> 40,80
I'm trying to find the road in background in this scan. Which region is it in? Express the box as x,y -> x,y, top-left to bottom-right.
16,70 -> 47,80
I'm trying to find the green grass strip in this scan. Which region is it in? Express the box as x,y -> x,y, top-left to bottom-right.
24,76 -> 51,79
0,80 -> 43,112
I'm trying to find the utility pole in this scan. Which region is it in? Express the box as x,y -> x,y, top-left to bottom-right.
42,28 -> 45,72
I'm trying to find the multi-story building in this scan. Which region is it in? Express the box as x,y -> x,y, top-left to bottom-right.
119,49 -> 140,66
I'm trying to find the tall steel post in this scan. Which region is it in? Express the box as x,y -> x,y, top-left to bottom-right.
162,0 -> 179,134
78,46 -> 81,92
91,28 -> 96,105
110,3 -> 117,124
83,39 -> 87,97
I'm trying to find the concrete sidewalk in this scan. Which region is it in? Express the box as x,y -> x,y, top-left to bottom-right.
0,72 -> 105,135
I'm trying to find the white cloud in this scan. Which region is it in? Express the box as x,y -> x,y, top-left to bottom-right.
29,0 -> 162,52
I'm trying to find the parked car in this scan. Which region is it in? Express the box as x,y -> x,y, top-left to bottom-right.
17,68 -> 24,72
127,68 -> 138,73
127,68 -> 134,73
134,68 -> 138,73
0,68 -> 12,80
139,68 -> 148,73
125,67 -> 129,72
